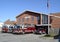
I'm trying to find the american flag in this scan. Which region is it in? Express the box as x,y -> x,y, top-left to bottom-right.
47,0 -> 49,9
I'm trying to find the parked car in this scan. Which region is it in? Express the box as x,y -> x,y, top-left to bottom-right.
2,25 -> 8,33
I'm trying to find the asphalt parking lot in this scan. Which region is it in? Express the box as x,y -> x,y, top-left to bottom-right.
0,32 -> 58,42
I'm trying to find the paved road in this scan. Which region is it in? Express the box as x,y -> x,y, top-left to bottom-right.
0,32 -> 58,42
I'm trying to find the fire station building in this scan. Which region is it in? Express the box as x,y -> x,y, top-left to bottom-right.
16,11 -> 51,34
16,11 -> 50,26
16,10 -> 60,34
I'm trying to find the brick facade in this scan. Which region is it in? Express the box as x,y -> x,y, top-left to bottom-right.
16,11 -> 41,25
16,11 -> 60,29
50,13 -> 60,28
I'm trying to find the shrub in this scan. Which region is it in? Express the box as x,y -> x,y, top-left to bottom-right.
44,34 -> 53,37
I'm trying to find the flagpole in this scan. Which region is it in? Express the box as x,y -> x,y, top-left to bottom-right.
48,14 -> 50,34
47,0 -> 50,34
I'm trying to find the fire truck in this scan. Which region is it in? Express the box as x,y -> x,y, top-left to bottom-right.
12,24 -> 36,34
2,25 -> 14,33
21,25 -> 36,34
2,25 -> 8,33
12,25 -> 22,34
8,25 -> 14,33
34,25 -> 46,34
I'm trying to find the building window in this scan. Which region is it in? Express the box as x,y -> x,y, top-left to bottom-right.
37,16 -> 40,24
31,16 -> 34,21
22,18 -> 24,22
37,16 -> 40,21
50,16 -> 52,24
25,16 -> 30,22
42,14 -> 48,24
26,18 -> 29,21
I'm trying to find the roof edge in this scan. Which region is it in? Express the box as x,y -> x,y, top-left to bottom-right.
16,10 -> 42,18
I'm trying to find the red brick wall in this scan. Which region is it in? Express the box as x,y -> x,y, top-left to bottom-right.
51,13 -> 60,28
16,13 -> 41,25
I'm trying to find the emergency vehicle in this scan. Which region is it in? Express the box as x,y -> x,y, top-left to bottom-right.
2,25 -> 14,33
8,25 -> 14,33
12,24 -> 36,34
22,25 -> 36,34
34,25 -> 46,34
2,25 -> 8,33
12,25 -> 22,34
